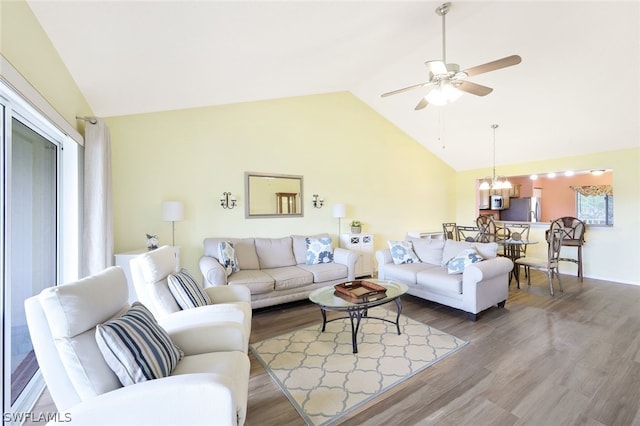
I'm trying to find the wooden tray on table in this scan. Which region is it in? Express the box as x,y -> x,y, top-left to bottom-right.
334,280 -> 387,303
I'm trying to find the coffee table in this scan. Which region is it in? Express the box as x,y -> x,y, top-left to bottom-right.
308,280 -> 408,353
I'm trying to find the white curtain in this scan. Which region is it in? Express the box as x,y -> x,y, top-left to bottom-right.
82,118 -> 113,276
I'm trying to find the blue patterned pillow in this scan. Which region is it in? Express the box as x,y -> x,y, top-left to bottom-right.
218,241 -> 239,276
305,237 -> 334,264
446,248 -> 484,274
95,302 -> 183,386
388,240 -> 420,265
168,268 -> 211,309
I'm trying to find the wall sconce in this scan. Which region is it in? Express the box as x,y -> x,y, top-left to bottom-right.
312,194 -> 324,208
220,192 -> 237,209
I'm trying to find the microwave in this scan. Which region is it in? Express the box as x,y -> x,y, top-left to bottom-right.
490,195 -> 504,210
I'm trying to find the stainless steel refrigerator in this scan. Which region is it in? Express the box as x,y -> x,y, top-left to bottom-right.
500,197 -> 541,222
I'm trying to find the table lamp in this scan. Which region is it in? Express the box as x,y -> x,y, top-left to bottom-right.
333,203 -> 346,247
162,201 -> 184,246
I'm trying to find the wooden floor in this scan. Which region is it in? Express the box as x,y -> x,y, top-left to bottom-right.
28,272 -> 640,425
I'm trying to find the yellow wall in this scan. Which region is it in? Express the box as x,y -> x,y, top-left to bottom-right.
105,93 -> 456,275
0,0 -> 93,131
457,147 -> 640,284
4,0 -> 638,285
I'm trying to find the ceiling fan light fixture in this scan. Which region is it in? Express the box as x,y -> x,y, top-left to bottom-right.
425,82 -> 463,106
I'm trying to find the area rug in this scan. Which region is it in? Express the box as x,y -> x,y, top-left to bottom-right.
250,307 -> 468,425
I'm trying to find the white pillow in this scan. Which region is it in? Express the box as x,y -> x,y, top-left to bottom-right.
168,268 -> 211,309
446,248 -> 484,274
305,236 -> 334,264
218,241 -> 239,276
388,240 -> 420,265
95,302 -> 183,386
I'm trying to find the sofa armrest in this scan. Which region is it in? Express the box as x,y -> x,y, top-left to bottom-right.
199,255 -> 228,286
375,249 -> 393,280
204,285 -> 251,303
334,248 -> 358,281
48,373 -> 238,425
463,256 -> 513,284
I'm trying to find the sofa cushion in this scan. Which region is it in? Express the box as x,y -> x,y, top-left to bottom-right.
255,237 -> 296,269
382,262 -> 437,284
95,302 -> 183,386
297,263 -> 348,282
416,268 -> 463,296
388,240 -> 420,264
263,266 -> 313,291
203,238 -> 259,270
227,270 -> 274,295
442,240 -> 498,266
305,236 -> 334,264
168,269 -> 212,309
218,241 -> 240,276
292,233 -> 331,264
446,248 -> 484,274
406,237 -> 445,266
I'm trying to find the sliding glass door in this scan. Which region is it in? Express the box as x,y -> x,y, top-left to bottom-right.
8,117 -> 59,405
1,78 -> 80,419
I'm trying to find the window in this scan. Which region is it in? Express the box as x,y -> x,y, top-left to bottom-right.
577,191 -> 614,225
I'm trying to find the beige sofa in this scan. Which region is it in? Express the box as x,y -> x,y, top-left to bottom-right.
376,237 -> 513,320
199,234 -> 358,309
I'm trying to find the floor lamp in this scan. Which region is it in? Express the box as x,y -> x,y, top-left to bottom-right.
162,201 -> 184,246
333,203 -> 346,248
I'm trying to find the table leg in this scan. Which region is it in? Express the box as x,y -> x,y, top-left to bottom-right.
320,308 -> 327,332
394,298 -> 403,335
348,308 -> 363,354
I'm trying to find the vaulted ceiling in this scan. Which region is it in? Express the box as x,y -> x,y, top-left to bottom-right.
27,1 -> 639,171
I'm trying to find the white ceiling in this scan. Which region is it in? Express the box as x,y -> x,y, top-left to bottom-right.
26,1 -> 640,171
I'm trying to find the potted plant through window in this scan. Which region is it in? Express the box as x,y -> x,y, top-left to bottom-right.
350,220 -> 362,234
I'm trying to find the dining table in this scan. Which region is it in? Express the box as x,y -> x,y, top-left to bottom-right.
496,238 -> 539,284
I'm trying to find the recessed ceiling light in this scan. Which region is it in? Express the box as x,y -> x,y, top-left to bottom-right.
591,169 -> 605,176
547,172 -> 556,178
564,170 -> 575,177
530,174 -> 538,180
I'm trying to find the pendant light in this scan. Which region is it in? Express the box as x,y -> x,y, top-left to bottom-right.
479,124 -> 511,190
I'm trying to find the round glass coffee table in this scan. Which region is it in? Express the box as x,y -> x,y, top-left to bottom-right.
308,279 -> 408,353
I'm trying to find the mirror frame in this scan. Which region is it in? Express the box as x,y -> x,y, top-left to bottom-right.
244,172 -> 304,219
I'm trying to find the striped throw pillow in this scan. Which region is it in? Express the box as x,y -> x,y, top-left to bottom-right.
167,268 -> 212,309
95,302 -> 183,386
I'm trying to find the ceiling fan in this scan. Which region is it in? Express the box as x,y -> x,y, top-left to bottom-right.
381,2 -> 521,110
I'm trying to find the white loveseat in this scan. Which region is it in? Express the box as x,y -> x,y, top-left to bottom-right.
25,266 -> 250,425
199,234 -> 358,309
376,237 -> 513,320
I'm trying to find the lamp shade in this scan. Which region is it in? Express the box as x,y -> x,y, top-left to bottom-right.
162,201 -> 184,222
332,203 -> 346,219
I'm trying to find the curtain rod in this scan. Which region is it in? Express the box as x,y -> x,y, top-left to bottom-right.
76,116 -> 98,124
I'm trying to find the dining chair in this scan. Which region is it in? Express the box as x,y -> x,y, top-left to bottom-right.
515,229 -> 564,296
456,226 -> 480,242
476,215 -> 497,242
547,217 -> 586,281
504,222 -> 531,280
442,222 -> 457,240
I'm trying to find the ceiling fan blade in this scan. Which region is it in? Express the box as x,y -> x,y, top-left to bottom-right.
425,60 -> 448,76
456,81 -> 493,96
414,98 -> 429,110
462,55 -> 522,78
381,82 -> 431,98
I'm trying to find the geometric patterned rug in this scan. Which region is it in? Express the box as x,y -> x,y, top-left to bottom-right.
250,307 -> 468,425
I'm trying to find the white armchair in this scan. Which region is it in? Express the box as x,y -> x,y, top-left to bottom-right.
25,266 -> 249,425
129,245 -> 252,352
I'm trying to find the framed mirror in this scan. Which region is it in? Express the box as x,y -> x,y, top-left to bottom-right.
245,172 -> 304,218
